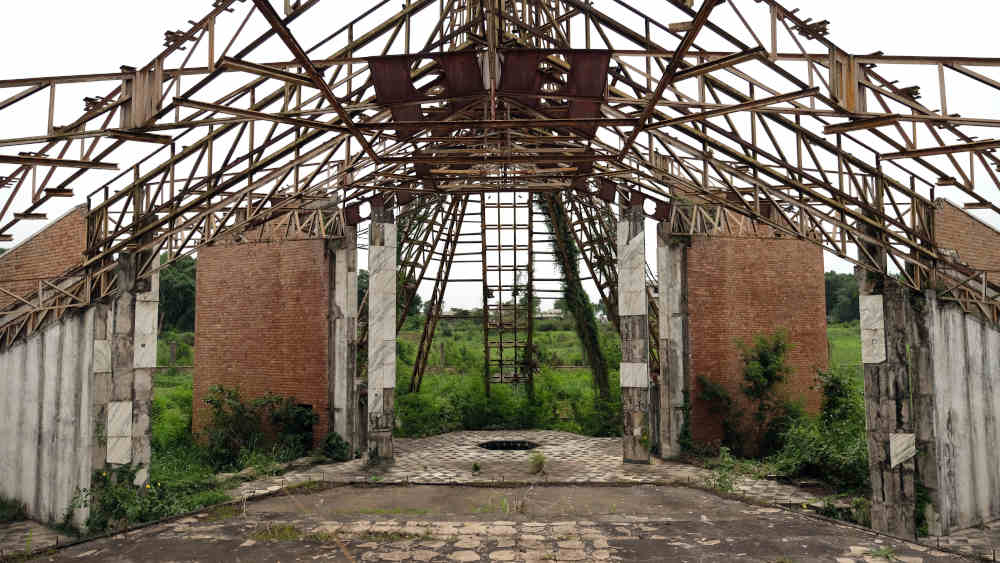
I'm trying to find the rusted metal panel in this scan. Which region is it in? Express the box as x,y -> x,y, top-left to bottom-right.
369,56 -> 425,138
498,51 -> 546,108
565,51 -> 611,137
437,52 -> 484,98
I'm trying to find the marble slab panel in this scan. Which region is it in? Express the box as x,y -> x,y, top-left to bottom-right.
107,400 -> 133,440
620,362 -> 649,388
861,294 -> 886,364
890,432 -> 916,468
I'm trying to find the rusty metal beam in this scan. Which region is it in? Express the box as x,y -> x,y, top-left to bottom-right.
250,0 -> 380,162
0,155 -> 118,170
618,0 -> 723,157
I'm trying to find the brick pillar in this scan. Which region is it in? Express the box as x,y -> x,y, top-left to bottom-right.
368,204 -> 396,462
329,226 -> 358,453
619,201 -> 650,464
105,255 -> 157,486
860,273 -> 916,537
657,223 -> 687,459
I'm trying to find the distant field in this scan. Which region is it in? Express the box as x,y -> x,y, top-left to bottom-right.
827,321 -> 862,380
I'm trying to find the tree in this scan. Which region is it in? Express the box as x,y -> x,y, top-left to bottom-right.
553,297 -> 568,315
159,255 -> 197,332
407,292 -> 423,317
824,271 -> 859,324
0,248 -> 6,256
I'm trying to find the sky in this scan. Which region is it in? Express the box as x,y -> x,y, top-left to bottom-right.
0,1 -> 997,309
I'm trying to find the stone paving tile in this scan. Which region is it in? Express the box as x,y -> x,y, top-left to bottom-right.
231,430 -> 818,507
928,519 -> 1000,559
0,519 -> 73,559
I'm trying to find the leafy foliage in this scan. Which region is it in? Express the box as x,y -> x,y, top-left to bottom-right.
201,386 -> 316,471
159,255 -> 197,332
738,329 -> 795,453
537,193 -> 610,400
394,318 -> 622,438
769,365 -> 869,490
825,271 -> 860,324
73,465 -> 227,534
322,432 -> 352,462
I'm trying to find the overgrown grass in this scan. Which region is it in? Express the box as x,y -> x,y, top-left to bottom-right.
395,319 -> 622,438
827,321 -> 861,382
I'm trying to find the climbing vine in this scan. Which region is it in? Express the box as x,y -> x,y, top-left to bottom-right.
537,193 -> 611,400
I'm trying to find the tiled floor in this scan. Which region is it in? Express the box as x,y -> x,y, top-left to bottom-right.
231,430 -> 820,506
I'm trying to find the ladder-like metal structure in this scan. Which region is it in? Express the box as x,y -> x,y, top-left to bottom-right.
481,190 -> 535,392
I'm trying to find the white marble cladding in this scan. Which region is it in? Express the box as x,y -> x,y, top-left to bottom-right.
133,272 -> 159,369
617,221 -> 646,317
860,294 -> 887,364
368,222 -> 397,408
620,362 -> 649,388
93,339 -> 111,373
106,400 -> 133,465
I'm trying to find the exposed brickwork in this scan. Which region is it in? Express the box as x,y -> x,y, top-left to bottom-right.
0,206 -> 87,310
686,236 -> 828,446
193,238 -> 331,446
934,199 -> 1000,283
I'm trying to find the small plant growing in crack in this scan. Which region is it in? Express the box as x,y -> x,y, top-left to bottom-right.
865,546 -> 898,561
472,462 -> 481,473
530,452 -> 546,475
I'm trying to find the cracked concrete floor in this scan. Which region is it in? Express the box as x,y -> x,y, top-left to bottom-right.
27,484 -> 968,563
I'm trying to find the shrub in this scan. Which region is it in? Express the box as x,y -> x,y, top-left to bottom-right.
739,329 -> 793,450
266,396 -> 318,460
769,366 -> 868,490
75,466 -> 228,534
696,375 -> 743,454
201,386 -> 317,470
322,432 -> 352,462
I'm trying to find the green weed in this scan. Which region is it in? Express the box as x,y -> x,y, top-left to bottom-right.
250,523 -> 303,542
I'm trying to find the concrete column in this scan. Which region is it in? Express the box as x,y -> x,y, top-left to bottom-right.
619,202 -> 650,464
328,226 -> 358,453
368,204 -> 396,462
656,223 -> 687,459
860,273 -> 917,537
106,255 -> 157,486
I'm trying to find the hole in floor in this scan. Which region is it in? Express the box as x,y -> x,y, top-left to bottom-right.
478,440 -> 540,451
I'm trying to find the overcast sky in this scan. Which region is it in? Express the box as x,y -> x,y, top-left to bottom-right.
1,1 -> 997,308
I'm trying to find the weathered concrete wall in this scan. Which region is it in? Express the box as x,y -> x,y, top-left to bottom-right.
329,228 -> 359,453
656,225 -> 686,459
685,236 -> 828,446
193,239 -> 332,445
0,309 -> 94,528
368,206 -> 396,462
924,294 -> 1000,534
618,204 -> 650,464
0,205 -> 87,309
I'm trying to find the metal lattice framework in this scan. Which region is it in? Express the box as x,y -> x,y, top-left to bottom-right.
2,0 -> 999,380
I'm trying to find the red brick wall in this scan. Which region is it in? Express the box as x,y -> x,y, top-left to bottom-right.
193,239 -> 331,446
0,206 -> 87,310
686,236 -> 828,447
934,199 -> 1000,284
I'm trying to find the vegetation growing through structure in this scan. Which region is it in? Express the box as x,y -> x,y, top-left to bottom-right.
129,254 -> 869,539
537,193 -> 611,401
